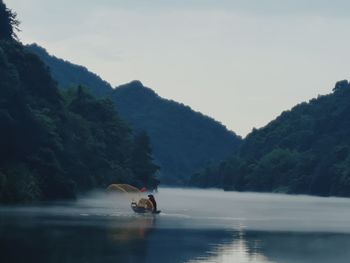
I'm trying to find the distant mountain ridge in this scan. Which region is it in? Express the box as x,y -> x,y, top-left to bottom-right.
112,80 -> 241,184
27,44 -> 113,97
27,44 -> 242,184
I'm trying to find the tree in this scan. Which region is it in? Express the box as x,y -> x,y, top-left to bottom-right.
0,0 -> 20,40
131,132 -> 160,189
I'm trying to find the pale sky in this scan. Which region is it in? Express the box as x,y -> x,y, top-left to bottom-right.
7,0 -> 350,136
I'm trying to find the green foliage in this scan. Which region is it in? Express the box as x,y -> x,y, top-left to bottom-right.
0,40 -> 159,203
112,81 -> 242,184
0,0 -> 20,41
0,166 -> 41,203
131,132 -> 160,189
191,80 -> 350,197
20,45 -> 242,185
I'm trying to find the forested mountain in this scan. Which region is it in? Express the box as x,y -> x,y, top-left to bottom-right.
190,81 -> 350,197
0,1 -> 159,203
27,44 -> 113,97
112,81 -> 242,184
28,45 -> 242,185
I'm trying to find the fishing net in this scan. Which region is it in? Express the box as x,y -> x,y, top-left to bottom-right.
106,184 -> 141,193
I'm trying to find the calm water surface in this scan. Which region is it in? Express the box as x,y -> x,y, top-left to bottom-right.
1,188 -> 350,263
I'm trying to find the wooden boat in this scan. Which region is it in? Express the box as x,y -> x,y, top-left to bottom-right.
131,201 -> 161,214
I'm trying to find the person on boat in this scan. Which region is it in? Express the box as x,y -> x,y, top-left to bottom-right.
148,194 -> 157,213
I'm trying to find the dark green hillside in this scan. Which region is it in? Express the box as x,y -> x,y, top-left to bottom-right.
191,81 -> 350,197
28,44 -> 242,185
0,40 -> 158,203
26,44 -> 113,97
0,1 -> 158,202
112,81 -> 242,184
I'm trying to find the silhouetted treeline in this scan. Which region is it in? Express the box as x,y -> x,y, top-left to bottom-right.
0,0 -> 19,40
190,80 -> 350,197
0,3 -> 159,203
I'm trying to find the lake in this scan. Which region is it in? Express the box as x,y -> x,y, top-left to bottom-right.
1,188 -> 350,263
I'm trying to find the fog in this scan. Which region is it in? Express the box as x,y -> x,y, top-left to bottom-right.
2,187 -> 350,233
155,188 -> 350,233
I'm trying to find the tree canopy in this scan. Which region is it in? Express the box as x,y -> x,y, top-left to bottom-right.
0,40 -> 159,203
0,1 -> 20,40
190,81 -> 350,197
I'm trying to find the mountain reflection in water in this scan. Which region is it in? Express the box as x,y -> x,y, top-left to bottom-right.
1,188 -> 350,263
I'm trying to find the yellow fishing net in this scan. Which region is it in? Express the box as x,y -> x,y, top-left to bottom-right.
107,184 -> 153,211
106,184 -> 141,193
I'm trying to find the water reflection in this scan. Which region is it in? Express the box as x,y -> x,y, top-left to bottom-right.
108,216 -> 155,242
187,231 -> 350,263
0,213 -> 154,263
1,188 -> 350,263
0,212 -> 231,263
245,231 -> 350,263
187,231 -> 272,263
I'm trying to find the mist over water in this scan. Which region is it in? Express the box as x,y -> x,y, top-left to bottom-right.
156,188 -> 350,233
1,188 -> 350,263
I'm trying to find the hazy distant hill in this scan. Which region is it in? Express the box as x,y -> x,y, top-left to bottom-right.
191,81 -> 350,197
27,44 -> 113,97
28,44 -> 242,184
112,80 -> 242,184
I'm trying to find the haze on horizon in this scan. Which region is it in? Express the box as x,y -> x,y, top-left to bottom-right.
8,0 -> 350,136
